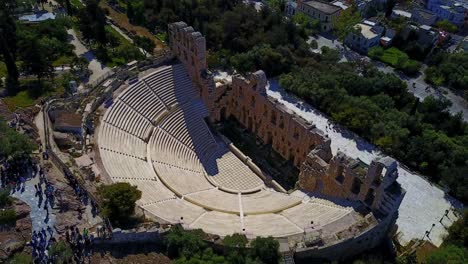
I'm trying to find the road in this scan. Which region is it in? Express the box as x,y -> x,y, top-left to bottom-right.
309,35 -> 468,122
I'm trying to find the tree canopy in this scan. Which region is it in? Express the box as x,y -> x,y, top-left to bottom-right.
279,61 -> 468,203
0,117 -> 35,159
98,182 -> 142,226
425,52 -> 468,100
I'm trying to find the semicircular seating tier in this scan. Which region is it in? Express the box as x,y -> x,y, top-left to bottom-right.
98,63 -> 362,238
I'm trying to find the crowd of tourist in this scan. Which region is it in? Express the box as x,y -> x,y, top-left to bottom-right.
64,226 -> 95,263
30,228 -> 56,264
0,158 -> 38,191
34,169 -> 56,223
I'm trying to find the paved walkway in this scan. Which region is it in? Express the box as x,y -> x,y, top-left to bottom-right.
67,29 -> 111,86
10,172 -> 56,236
266,80 -> 464,247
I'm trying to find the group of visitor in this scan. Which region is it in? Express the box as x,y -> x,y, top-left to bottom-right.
34,170 -> 56,223
0,158 -> 37,191
30,227 -> 56,264
64,226 -> 94,263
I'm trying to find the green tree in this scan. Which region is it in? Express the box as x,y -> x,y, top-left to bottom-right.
426,244 -> 467,264
436,20 -> 458,33
77,0 -> 107,45
0,117 -> 35,159
250,236 -> 280,264
126,1 -> 135,23
0,0 -> 19,93
174,248 -> 228,264
99,182 -> 142,226
444,210 -> 468,248
134,35 -> 156,53
333,6 -> 362,41
0,209 -> 16,226
20,37 -> 53,82
166,225 -> 206,259
0,188 -> 12,207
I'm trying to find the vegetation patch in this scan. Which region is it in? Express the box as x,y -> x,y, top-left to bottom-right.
369,47 -> 421,75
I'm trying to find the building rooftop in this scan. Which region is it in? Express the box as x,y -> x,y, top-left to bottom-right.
304,0 -> 342,14
354,23 -> 379,39
331,0 -> 349,10
393,9 -> 412,18
19,12 -> 55,23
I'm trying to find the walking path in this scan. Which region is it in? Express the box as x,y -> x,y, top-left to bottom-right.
67,29 -> 111,87
11,173 -> 56,235
266,80 -> 464,247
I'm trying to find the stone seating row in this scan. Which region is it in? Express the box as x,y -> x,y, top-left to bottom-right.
150,128 -> 202,171
204,151 -> 264,191
172,64 -> 199,103
99,123 -> 147,159
153,162 -> 214,195
103,100 -> 152,140
123,179 -> 177,206
159,103 -> 218,159
118,81 -> 166,121
280,201 -> 352,228
144,66 -> 177,106
100,149 -> 156,181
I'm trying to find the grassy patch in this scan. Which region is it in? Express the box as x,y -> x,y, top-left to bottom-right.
52,55 -> 76,67
3,90 -> 36,110
380,47 -> 409,67
369,47 -> 421,75
106,25 -> 131,45
70,0 -> 85,9
3,78 -> 65,111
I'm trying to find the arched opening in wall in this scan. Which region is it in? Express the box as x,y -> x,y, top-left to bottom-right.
289,148 -> 295,163
365,188 -> 376,206
266,131 -> 273,145
316,179 -> 324,192
270,111 -> 277,125
220,107 -> 227,122
241,106 -> 246,125
335,167 -> 345,184
351,177 -> 362,195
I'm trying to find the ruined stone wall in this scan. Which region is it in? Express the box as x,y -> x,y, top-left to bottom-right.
212,71 -> 330,167
168,22 -> 215,110
299,146 -> 401,212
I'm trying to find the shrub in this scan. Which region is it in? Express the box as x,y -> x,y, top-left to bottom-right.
0,209 -> 17,226
49,241 -> 73,264
0,188 -> 12,207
